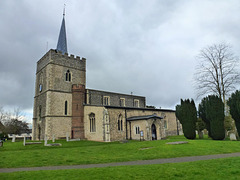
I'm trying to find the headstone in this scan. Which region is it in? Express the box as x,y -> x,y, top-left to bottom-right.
199,131 -> 204,139
230,133 -> 237,141
12,135 -> 16,142
44,135 -> 48,146
52,135 -> 55,143
23,136 -> 26,146
66,133 -> 69,142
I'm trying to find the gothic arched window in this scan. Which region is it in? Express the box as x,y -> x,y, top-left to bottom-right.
65,70 -> 71,82
118,114 -> 123,131
89,113 -> 96,132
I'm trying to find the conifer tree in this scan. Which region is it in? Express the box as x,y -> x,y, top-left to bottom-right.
227,90 -> 240,136
176,99 -> 197,139
206,95 -> 225,140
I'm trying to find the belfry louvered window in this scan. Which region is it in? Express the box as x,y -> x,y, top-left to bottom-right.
65,70 -> 71,82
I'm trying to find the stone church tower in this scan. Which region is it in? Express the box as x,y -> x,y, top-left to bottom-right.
32,13 -> 86,140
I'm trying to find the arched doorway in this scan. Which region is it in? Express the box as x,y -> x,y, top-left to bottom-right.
152,124 -> 157,140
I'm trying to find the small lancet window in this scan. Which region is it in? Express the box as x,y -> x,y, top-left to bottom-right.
65,101 -> 68,115
39,84 -> 42,92
39,106 -> 42,121
65,70 -> 71,82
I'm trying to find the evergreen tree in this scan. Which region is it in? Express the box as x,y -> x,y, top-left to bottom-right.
227,90 -> 240,137
206,95 -> 225,140
198,97 -> 211,138
175,99 -> 197,139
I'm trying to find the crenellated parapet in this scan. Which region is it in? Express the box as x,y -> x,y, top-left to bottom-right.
37,49 -> 86,73
72,84 -> 85,92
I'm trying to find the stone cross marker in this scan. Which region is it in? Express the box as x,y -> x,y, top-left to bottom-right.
12,135 -> 16,142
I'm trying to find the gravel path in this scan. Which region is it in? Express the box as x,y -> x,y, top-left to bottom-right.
1,152 -> 240,173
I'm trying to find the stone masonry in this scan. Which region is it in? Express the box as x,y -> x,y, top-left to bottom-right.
33,49 -> 86,140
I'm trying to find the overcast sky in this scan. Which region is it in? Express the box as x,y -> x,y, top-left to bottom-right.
1,0 -> 240,123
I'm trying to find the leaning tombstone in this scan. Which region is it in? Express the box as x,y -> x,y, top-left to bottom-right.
0,140 -> 3,147
12,134 -> 16,142
230,133 -> 237,141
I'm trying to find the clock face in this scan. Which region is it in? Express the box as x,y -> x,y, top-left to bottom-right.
39,84 -> 42,92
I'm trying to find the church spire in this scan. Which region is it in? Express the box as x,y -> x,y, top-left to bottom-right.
56,5 -> 68,54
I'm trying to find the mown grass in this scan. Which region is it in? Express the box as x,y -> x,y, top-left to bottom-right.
1,157 -> 240,179
0,136 -> 240,168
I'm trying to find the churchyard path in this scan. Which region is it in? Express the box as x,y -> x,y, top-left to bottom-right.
1,152 -> 240,173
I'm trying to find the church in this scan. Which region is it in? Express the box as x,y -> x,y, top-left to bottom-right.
32,13 -> 181,142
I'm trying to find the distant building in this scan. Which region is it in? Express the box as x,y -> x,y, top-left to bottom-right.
32,12 -> 181,141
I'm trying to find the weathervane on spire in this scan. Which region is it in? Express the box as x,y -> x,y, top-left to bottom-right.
63,4 -> 66,16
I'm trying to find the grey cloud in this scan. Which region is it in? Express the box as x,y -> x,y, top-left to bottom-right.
1,0 -> 240,117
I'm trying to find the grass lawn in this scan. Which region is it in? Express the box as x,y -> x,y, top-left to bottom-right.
1,157 -> 240,179
0,136 -> 240,168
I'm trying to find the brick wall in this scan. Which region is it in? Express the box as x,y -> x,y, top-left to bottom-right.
72,84 -> 85,139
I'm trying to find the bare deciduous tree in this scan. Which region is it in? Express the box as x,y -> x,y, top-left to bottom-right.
194,43 -> 240,105
0,106 -> 29,134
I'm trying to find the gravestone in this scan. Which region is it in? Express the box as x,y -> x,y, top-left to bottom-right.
199,131 -> 204,139
66,133 -> 70,142
230,133 -> 237,141
44,135 -> 48,146
23,136 -> 26,146
12,135 -> 16,142
52,135 -> 55,143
